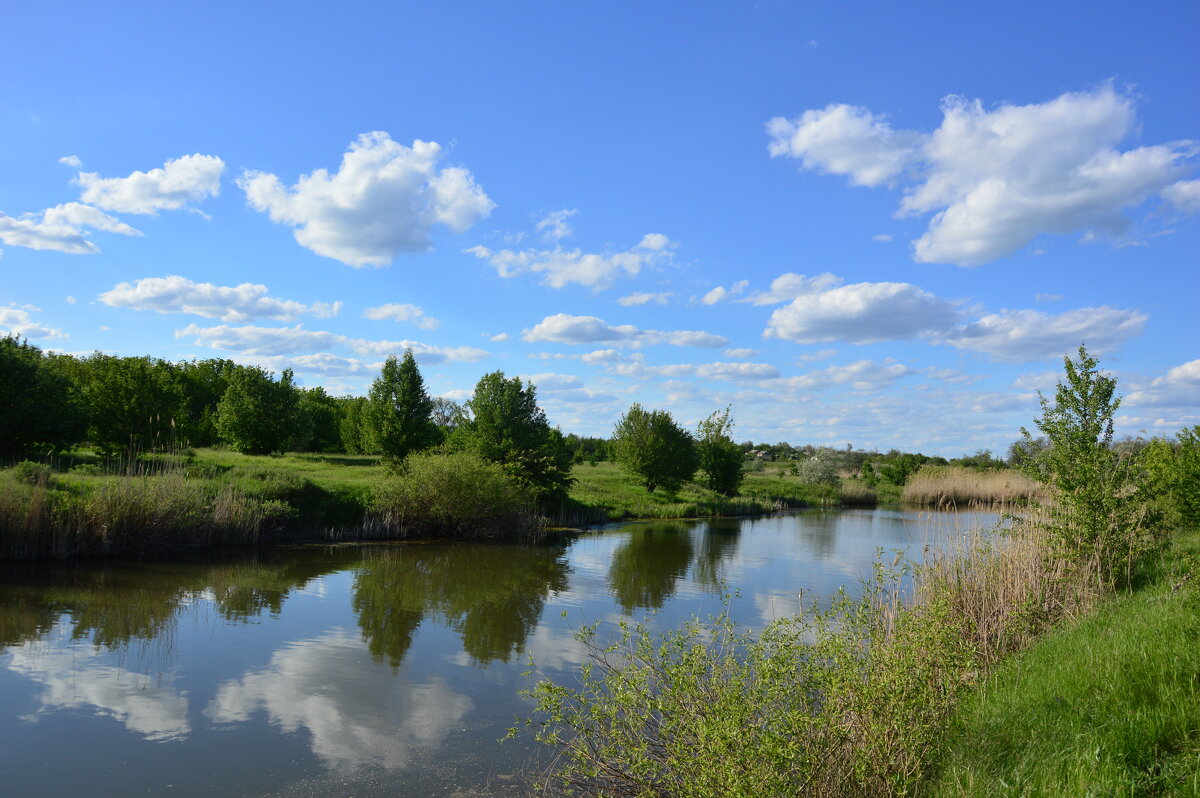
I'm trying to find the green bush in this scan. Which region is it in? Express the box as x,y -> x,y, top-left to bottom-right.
70,463 -> 104,476
12,460 -> 52,487
372,450 -> 531,537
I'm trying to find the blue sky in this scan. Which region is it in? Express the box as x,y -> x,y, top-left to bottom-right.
2,0 -> 1197,456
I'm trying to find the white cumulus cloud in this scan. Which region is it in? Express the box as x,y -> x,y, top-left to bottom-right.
699,280 -> 748,305
944,306 -> 1147,362
99,276 -> 340,322
765,280 -> 961,344
0,305 -> 67,340
747,272 -> 843,305
239,132 -> 493,267
522,313 -> 727,348
363,302 -> 439,330
618,291 -> 673,306
0,202 -> 141,254
1162,179 -> 1200,213
176,322 -> 487,363
76,153 -> 224,214
769,86 -> 1196,266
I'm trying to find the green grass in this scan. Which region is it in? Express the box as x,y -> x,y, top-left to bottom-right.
930,527 -> 1200,797
560,461 -> 866,523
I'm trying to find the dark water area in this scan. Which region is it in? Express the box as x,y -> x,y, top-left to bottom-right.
0,508 -> 998,797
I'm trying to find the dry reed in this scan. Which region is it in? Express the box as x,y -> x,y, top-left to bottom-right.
902,466 -> 1039,509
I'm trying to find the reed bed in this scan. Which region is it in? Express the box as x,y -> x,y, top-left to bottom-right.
901,465 -> 1039,508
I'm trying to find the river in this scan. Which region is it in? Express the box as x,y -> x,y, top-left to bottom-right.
0,507 -> 998,797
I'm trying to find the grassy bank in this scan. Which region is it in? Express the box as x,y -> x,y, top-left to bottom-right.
2,451 -> 900,559
930,527 -> 1200,796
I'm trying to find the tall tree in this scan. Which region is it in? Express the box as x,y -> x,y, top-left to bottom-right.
365,350 -> 440,463
0,336 -> 86,458
76,354 -> 182,456
696,406 -> 744,495
215,366 -> 299,455
451,371 -> 574,504
612,404 -> 698,493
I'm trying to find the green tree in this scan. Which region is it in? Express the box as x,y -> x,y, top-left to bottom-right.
336,395 -> 372,454
450,371 -> 574,504
365,350 -> 439,463
294,387 -> 342,452
1020,345 -> 1144,577
612,403 -> 698,493
696,406 -> 744,495
0,336 -> 86,458
1139,426 -> 1200,527
215,366 -> 299,455
76,354 -> 182,456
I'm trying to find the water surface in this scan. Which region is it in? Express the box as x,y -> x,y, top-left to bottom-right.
0,508 -> 995,796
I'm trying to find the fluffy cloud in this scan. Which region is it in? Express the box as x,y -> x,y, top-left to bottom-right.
0,202 -> 141,254
766,104 -> 923,187
239,132 -> 493,267
1162,179 -> 1200,213
0,304 -> 67,339
536,208 -> 577,241
176,322 -> 487,363
363,302 -> 439,330
769,86 -> 1196,265
1124,359 -> 1200,408
76,154 -> 224,214
522,313 -> 727,348
724,347 -> 759,359
232,353 -> 381,377
99,275 -> 340,322
58,155 -> 82,167
699,280 -> 748,305
466,231 -> 675,290
765,280 -> 960,344
618,291 -> 673,306
944,306 -> 1147,362
780,359 -> 914,391
747,272 -> 842,305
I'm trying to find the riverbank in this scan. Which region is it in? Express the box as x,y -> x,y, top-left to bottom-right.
1,450 -> 900,559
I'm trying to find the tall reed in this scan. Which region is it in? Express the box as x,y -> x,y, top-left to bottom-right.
902,465 -> 1038,508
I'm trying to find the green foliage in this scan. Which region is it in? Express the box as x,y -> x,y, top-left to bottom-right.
292,387 -> 341,452
12,460 -> 52,487
365,350 -> 440,463
0,336 -> 86,458
1020,345 -> 1147,580
519,566 -> 975,797
371,450 -> 532,537
336,395 -> 372,454
451,371 -> 574,505
76,353 -> 184,456
1140,426 -> 1200,527
793,450 -> 841,488
215,366 -> 300,455
612,403 -> 698,494
695,406 -> 744,495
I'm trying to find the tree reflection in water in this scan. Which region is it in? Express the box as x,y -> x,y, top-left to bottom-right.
353,541 -> 571,667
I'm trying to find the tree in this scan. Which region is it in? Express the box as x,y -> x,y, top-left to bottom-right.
696,406 -> 744,495
451,371 -> 574,504
365,350 -> 440,463
215,366 -> 299,455
336,395 -> 372,454
0,336 -> 86,458
76,354 -> 182,456
1020,345 -> 1142,575
612,404 -> 698,493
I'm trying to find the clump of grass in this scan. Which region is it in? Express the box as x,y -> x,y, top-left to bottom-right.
11,460 -> 52,487
902,465 -> 1038,508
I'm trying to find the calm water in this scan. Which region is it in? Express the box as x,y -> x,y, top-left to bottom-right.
0,508 -> 996,797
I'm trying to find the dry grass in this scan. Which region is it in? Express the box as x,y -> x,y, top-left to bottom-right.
902,466 -> 1038,509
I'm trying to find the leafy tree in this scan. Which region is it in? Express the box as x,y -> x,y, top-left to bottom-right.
215,366 -> 299,455
1139,426 -> 1200,527
0,336 -> 86,458
1020,345 -> 1143,576
612,403 -> 698,493
76,354 -> 182,456
172,358 -> 239,447
696,406 -> 744,495
431,396 -> 465,436
365,351 -> 440,463
294,387 -> 342,452
336,395 -> 372,454
450,371 -> 574,504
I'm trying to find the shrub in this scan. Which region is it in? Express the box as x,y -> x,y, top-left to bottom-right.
12,460 -> 52,487
371,450 -> 531,537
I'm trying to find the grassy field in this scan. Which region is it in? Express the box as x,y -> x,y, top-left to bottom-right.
930,526 -> 1200,796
